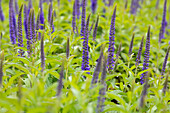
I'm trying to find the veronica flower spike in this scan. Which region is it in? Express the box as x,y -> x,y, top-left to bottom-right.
159,0 -> 167,43
81,13 -> 91,73
80,0 -> 86,36
140,26 -> 151,84
107,5 -> 116,72
17,4 -> 24,56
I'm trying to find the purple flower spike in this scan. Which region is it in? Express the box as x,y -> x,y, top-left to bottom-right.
39,0 -> 44,30
91,0 -> 97,14
50,10 -> 55,33
41,30 -> 45,72
48,2 -> 52,24
108,0 -> 114,7
161,46 -> 170,75
17,4 -> 24,56
72,1 -> 76,33
0,0 -> 5,21
27,9 -> 33,57
129,33 -> 135,56
91,45 -> 104,86
57,61 -> 64,97
97,54 -> 107,113
136,36 -> 144,66
31,9 -> 36,43
36,8 -> 41,40
0,50 -> 4,85
107,6 -> 116,72
75,0 -> 80,19
130,0 -> 140,15
93,15 -> 99,41
81,13 -> 91,73
140,26 -> 151,84
159,0 -> 167,43
9,0 -> 17,44
28,0 -> 33,13
14,0 -> 19,14
80,0 -> 86,36
24,5 -> 28,39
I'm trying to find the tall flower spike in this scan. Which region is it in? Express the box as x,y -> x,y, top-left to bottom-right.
39,0 -> 44,30
9,0 -> 16,44
17,4 -> 24,57
14,0 -> 19,14
93,15 -> 99,41
57,61 -> 64,97
72,1 -> 76,34
48,2 -> 52,24
91,45 -> 104,86
129,33 -> 135,56
24,5 -> 28,40
36,8 -> 41,40
136,36 -> 144,66
140,26 -> 151,84
41,30 -> 45,72
140,71 -> 149,108
80,0 -> 86,36
89,21 -> 94,33
0,50 -> 4,85
27,9 -> 33,57
162,73 -> 168,95
97,54 -> 107,113
116,42 -> 122,61
66,37 -> 70,59
50,9 -> 55,34
0,0 -> 5,21
81,13 -> 91,73
91,0 -> 97,14
130,0 -> 140,15
28,0 -> 32,13
161,46 -> 170,75
108,0 -> 114,7
31,9 -> 36,43
159,0 -> 167,43
107,6 -> 116,71
75,0 -> 80,19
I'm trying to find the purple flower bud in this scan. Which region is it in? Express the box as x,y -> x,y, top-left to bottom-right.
80,0 -> 86,36
72,1 -> 76,33
107,6 -> 116,71
28,0 -> 33,14
81,13 -> 91,73
31,9 -> 36,43
136,36 -> 144,66
91,0 -> 97,14
140,26 -> 151,84
17,4 -> 24,56
159,0 -> 167,43
41,30 -> 45,72
93,15 -> 99,41
9,0 -> 17,44
161,46 -> 170,75
0,0 -> 5,21
129,33 -> 135,56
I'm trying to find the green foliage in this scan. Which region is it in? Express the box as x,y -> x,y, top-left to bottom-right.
0,0 -> 170,113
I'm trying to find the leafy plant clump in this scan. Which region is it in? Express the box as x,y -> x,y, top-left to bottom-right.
0,0 -> 170,113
